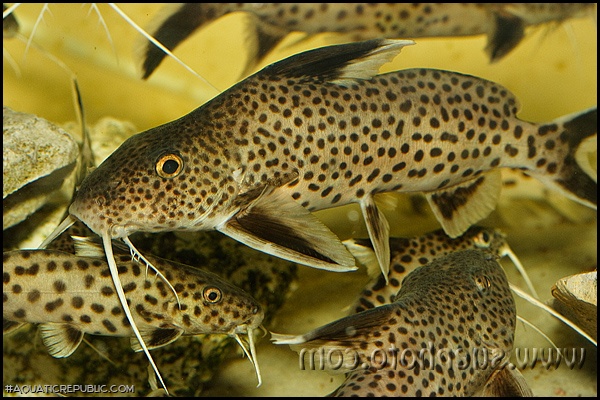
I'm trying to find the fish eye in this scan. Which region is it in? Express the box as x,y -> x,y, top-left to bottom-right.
156,153 -> 183,178
474,275 -> 492,291
474,231 -> 492,248
203,286 -> 222,303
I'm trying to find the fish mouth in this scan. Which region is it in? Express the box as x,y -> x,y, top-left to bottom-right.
231,324 -> 265,387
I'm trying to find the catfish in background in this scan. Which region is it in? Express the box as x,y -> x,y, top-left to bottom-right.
138,3 -> 595,78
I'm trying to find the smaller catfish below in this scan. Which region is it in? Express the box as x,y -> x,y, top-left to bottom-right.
272,249 -> 533,397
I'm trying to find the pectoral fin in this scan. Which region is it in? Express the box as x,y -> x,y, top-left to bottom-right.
39,323 -> 84,358
219,187 -> 356,272
343,238 -> 381,279
359,195 -> 390,282
3,319 -> 27,335
271,304 -> 395,349
426,170 -> 502,238
131,327 -> 184,352
478,366 -> 534,396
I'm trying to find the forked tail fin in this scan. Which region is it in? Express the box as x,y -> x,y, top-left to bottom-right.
532,107 -> 597,209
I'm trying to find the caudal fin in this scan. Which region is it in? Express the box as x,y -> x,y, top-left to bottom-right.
534,107 -> 597,209
138,4 -> 230,79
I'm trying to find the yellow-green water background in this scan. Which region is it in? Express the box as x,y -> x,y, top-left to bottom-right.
3,3 -> 597,396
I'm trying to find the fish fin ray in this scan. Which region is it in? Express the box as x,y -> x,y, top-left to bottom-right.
260,39 -> 414,84
3,319 -> 27,335
359,196 -> 390,282
39,323 -> 84,358
486,10 -> 525,62
137,4 -> 206,79
72,235 -> 109,258
241,16 -> 289,77
271,304 -> 395,348
343,238 -> 381,279
426,171 -> 502,238
39,214 -> 77,249
531,107 -> 597,209
72,234 -> 131,257
218,187 -> 356,272
131,327 -> 184,352
478,367 -> 534,397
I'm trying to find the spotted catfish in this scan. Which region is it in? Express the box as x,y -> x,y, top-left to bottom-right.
139,3 -> 594,78
345,225 -> 536,313
272,249 -> 533,396
63,39 -> 596,282
3,239 -> 265,385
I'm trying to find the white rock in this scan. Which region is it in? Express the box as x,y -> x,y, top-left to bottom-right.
3,107 -> 79,229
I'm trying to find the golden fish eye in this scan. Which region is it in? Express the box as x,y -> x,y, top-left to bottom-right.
203,286 -> 222,303
474,231 -> 492,248
156,153 -> 183,178
475,275 -> 492,291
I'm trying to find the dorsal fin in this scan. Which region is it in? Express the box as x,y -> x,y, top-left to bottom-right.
259,39 -> 415,86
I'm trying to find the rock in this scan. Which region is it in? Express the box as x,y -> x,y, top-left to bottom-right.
3,107 -> 79,230
551,270 -> 597,341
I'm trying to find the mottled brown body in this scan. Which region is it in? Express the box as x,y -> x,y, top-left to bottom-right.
3,246 -> 263,355
346,226 -> 509,314
273,249 -> 527,396
140,3 -> 594,77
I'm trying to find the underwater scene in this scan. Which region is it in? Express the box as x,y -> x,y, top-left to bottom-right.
3,4 -> 597,397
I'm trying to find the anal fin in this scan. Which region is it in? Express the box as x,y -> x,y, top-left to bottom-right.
131,327 -> 184,352
359,195 -> 390,282
218,187 -> 356,272
39,323 -> 84,358
426,170 -> 502,238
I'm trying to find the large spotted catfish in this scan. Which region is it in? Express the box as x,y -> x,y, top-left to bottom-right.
51,39 -> 595,282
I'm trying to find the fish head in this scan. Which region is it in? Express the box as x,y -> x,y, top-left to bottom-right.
174,263 -> 265,336
177,263 -> 265,386
465,226 -> 508,256
195,280 -> 265,335
69,115 -> 239,239
396,249 -> 516,353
